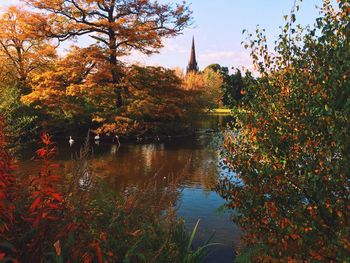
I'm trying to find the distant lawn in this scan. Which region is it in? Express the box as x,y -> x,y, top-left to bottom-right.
208,108 -> 233,114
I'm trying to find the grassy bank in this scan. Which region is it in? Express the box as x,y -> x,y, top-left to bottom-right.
208,109 -> 233,114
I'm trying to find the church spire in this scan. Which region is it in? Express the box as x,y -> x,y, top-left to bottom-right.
186,36 -> 199,73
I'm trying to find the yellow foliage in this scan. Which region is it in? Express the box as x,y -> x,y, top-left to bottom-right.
0,6 -> 57,88
182,69 -> 223,108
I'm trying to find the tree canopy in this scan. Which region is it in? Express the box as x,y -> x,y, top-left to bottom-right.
25,0 -> 192,106
0,6 -> 56,94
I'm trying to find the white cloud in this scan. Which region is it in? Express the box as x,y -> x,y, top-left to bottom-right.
199,50 -> 252,66
161,41 -> 188,54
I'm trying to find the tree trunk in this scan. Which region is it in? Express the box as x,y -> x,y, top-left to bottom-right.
109,38 -> 123,107
16,46 -> 30,95
108,3 -> 123,108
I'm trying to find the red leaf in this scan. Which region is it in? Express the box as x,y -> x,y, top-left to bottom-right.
49,203 -> 60,209
30,196 -> 41,211
51,193 -> 63,202
96,244 -> 103,263
54,240 -> 61,256
41,133 -> 52,145
36,148 -> 47,158
33,212 -> 42,227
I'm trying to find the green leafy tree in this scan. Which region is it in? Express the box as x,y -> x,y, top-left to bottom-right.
201,68 -> 224,109
0,85 -> 39,150
205,64 -> 245,107
205,64 -> 231,106
218,0 -> 350,261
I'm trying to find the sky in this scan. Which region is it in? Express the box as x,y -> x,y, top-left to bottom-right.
1,0 -> 327,71
135,0 -> 325,72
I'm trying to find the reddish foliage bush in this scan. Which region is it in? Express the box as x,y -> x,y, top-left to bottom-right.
0,125 -> 190,262
0,117 -> 15,235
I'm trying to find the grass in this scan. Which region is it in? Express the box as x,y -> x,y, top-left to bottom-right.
208,108 -> 233,114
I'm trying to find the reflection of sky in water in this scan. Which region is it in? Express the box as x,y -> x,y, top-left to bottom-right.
17,115 -> 239,262
177,187 -> 240,263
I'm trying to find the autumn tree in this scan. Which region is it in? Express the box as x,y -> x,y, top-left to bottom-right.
183,69 -> 223,109
0,6 -> 56,94
26,0 -> 192,107
201,68 -> 224,109
95,65 -> 203,136
205,64 -> 244,107
218,0 -> 350,261
21,46 -> 104,129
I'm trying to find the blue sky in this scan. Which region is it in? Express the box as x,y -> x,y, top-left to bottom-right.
1,0 -> 326,71
136,0 -> 325,71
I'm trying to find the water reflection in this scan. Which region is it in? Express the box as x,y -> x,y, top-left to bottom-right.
18,115 -> 239,263
78,167 -> 93,190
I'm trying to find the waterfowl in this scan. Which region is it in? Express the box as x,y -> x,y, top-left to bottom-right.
115,135 -> 120,147
69,136 -> 74,146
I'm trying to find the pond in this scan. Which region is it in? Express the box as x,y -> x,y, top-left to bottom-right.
18,114 -> 241,263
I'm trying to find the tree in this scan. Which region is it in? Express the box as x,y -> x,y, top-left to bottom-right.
0,85 -> 39,150
26,0 -> 192,107
0,6 -> 56,94
182,69 -> 223,109
201,68 -> 224,109
21,46 -> 103,129
205,64 -> 244,107
229,69 -> 243,103
96,65 -> 203,136
218,0 -> 350,261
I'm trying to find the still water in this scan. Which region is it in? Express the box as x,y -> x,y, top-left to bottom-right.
20,115 -> 241,262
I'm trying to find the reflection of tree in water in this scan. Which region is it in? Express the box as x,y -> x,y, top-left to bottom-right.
78,138 -> 222,192
78,161 -> 93,190
18,131 -> 225,193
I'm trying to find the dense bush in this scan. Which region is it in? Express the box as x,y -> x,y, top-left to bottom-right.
0,85 -> 40,150
218,0 -> 350,261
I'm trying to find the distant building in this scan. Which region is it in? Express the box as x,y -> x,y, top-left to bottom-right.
186,36 -> 199,73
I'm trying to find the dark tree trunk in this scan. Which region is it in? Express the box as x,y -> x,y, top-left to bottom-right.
109,36 -> 123,107
108,1 -> 123,107
16,46 -> 30,95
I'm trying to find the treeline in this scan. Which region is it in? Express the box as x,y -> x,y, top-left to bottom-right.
0,2 -> 205,148
180,64 -> 250,110
0,3 -> 249,149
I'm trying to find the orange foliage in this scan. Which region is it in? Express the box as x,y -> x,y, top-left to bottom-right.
0,6 -> 56,93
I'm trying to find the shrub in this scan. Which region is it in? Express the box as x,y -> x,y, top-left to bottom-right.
218,1 -> 350,261
0,85 -> 39,150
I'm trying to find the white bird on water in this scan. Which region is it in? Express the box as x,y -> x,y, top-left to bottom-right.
69,136 -> 74,146
94,134 -> 100,141
115,135 -> 120,147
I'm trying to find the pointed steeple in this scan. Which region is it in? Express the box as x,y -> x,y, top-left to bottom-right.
186,36 -> 199,73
